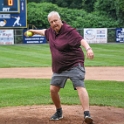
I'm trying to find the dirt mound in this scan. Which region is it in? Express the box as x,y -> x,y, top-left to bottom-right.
0,105 -> 124,124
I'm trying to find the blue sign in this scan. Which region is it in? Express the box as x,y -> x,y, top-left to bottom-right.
116,28 -> 124,43
0,0 -> 19,13
0,0 -> 27,28
23,29 -> 47,44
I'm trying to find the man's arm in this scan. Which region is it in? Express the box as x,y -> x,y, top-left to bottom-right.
81,39 -> 94,59
24,29 -> 46,36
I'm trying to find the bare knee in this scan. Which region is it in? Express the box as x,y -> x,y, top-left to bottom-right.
50,85 -> 60,93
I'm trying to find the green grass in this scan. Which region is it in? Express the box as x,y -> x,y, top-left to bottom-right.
83,43 -> 124,66
0,79 -> 124,108
0,44 -> 51,67
0,43 -> 124,67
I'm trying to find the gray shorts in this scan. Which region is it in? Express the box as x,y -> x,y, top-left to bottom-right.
50,64 -> 85,90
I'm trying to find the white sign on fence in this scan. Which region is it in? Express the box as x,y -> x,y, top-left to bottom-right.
84,28 -> 107,43
0,29 -> 14,45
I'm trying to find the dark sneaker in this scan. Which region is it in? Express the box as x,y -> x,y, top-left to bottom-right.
84,116 -> 93,124
50,111 -> 63,121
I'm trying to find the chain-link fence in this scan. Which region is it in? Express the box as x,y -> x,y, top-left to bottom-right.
107,28 -> 116,42
14,28 -> 116,44
14,29 -> 23,44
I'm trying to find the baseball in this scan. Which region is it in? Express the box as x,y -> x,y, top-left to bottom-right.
26,31 -> 33,37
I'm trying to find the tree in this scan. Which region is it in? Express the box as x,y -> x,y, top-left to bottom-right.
27,2 -> 118,28
27,0 -> 42,3
115,0 -> 124,26
82,0 -> 96,12
27,0 -> 83,9
94,0 -> 124,27
55,0 -> 83,9
94,0 -> 117,19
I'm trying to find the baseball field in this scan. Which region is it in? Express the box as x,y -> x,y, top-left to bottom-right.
0,43 -> 124,124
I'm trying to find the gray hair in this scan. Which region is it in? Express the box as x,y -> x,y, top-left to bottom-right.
47,11 -> 61,19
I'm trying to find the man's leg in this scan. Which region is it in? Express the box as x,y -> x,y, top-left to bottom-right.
50,85 -> 61,109
50,85 -> 63,120
76,87 -> 93,124
76,87 -> 89,111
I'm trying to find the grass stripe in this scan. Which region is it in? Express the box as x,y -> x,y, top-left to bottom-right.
0,43 -> 124,67
0,79 -> 124,108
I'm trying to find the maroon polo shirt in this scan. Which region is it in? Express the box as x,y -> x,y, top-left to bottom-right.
45,22 -> 85,73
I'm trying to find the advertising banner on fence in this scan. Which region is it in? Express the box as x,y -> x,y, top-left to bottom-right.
84,28 -> 107,43
116,28 -> 124,43
0,29 -> 14,45
23,29 -> 47,44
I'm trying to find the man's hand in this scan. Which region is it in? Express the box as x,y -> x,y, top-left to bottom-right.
80,39 -> 94,59
86,48 -> 94,59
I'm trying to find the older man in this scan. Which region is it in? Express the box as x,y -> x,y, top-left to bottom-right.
27,11 -> 94,124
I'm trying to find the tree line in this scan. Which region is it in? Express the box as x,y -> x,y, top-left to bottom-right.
27,0 -> 124,28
